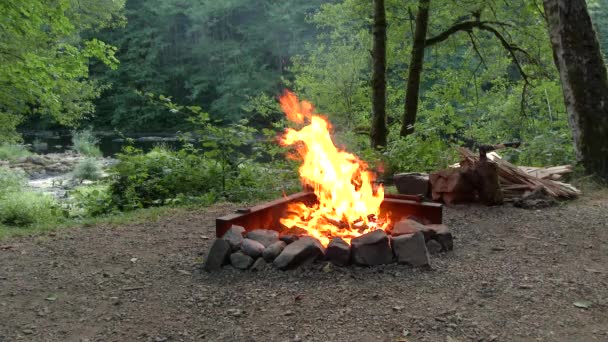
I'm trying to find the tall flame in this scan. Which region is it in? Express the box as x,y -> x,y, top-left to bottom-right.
278,90 -> 386,246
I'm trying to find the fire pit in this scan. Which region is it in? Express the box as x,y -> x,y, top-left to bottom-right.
204,91 -> 452,272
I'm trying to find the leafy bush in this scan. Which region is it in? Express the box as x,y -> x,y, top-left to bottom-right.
108,144 -> 301,210
73,158 -> 103,182
0,192 -> 61,226
505,130 -> 575,167
383,132 -> 456,174
69,185 -> 115,217
72,129 -> 102,157
109,146 -> 218,209
0,167 -> 26,194
0,144 -> 31,162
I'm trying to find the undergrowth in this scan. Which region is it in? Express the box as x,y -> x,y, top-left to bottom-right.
72,129 -> 102,157
0,144 -> 31,162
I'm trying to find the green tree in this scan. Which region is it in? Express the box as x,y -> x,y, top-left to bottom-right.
91,0 -> 329,132
290,0 -> 573,169
589,0 -> 608,59
0,0 -> 124,142
544,0 -> 608,179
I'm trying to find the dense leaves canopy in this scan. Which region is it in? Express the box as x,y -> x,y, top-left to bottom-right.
0,0 -> 124,142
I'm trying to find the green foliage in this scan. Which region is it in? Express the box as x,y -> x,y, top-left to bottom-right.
0,192 -> 61,227
383,131 -> 457,174
0,167 -> 62,227
0,0 -> 124,138
73,158 -> 103,182
0,167 -> 27,194
287,0 -> 575,170
107,96 -> 300,209
589,0 -> 608,59
90,0 -> 327,131
0,114 -> 22,144
109,146 -> 218,209
72,129 -> 102,157
0,144 -> 31,162
69,184 -> 115,217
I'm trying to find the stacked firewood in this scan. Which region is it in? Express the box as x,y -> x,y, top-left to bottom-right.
456,147 -> 580,199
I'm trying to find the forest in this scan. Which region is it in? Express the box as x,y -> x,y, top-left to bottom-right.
1,0 -> 607,227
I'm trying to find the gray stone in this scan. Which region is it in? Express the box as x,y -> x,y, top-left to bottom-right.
241,238 -> 265,258
251,258 -> 268,271
390,219 -> 424,236
246,229 -> 279,247
391,232 -> 430,267
273,237 -> 325,270
421,224 -> 453,252
262,241 -> 287,262
326,237 -> 351,266
26,155 -> 46,166
230,252 -> 254,270
203,239 -> 231,272
222,225 -> 246,251
393,173 -> 430,197
351,230 -> 393,266
279,234 -> 299,244
426,239 -> 443,254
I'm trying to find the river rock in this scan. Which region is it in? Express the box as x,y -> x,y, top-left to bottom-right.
222,225 -> 246,251
230,252 -> 254,270
246,229 -> 279,247
393,173 -> 430,197
241,238 -> 265,258
351,230 -> 393,266
251,258 -> 268,272
262,241 -> 286,262
422,224 -> 453,252
391,232 -> 430,267
390,218 -> 424,236
426,239 -> 443,254
326,237 -> 351,266
279,234 -> 299,244
273,237 -> 325,270
203,239 -> 231,272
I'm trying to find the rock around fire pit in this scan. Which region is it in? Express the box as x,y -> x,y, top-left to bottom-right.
203,219 -> 453,272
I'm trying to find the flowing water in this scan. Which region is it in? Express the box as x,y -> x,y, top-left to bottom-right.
22,132 -> 183,157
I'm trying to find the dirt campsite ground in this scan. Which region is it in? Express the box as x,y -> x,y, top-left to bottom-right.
1,192 -> 607,342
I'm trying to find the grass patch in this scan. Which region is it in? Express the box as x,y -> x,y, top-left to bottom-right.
72,129 -> 102,157
73,157 -> 103,182
0,167 -> 26,192
0,192 -> 60,227
0,143 -> 31,162
0,206 -> 177,240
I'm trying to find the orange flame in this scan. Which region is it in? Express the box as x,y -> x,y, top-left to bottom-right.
278,90 -> 387,246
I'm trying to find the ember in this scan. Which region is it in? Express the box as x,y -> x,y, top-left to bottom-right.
278,90 -> 388,246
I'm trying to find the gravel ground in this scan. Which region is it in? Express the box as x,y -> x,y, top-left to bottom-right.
0,194 -> 607,342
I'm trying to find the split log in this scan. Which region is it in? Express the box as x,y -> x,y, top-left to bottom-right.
457,147 -> 580,199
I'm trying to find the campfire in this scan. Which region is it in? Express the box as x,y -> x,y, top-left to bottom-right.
205,91 -> 450,271
277,90 -> 388,246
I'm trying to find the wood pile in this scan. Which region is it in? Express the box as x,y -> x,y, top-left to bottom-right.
456,147 -> 580,199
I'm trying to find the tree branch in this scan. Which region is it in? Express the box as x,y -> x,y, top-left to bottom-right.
477,23 -> 529,83
424,20 -> 530,83
425,20 -> 488,47
467,32 -> 487,69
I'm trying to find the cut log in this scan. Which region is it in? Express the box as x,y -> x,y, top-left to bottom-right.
457,148 -> 580,199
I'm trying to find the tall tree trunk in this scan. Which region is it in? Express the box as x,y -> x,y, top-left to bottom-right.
370,0 -> 388,148
400,0 -> 430,137
543,0 -> 608,180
